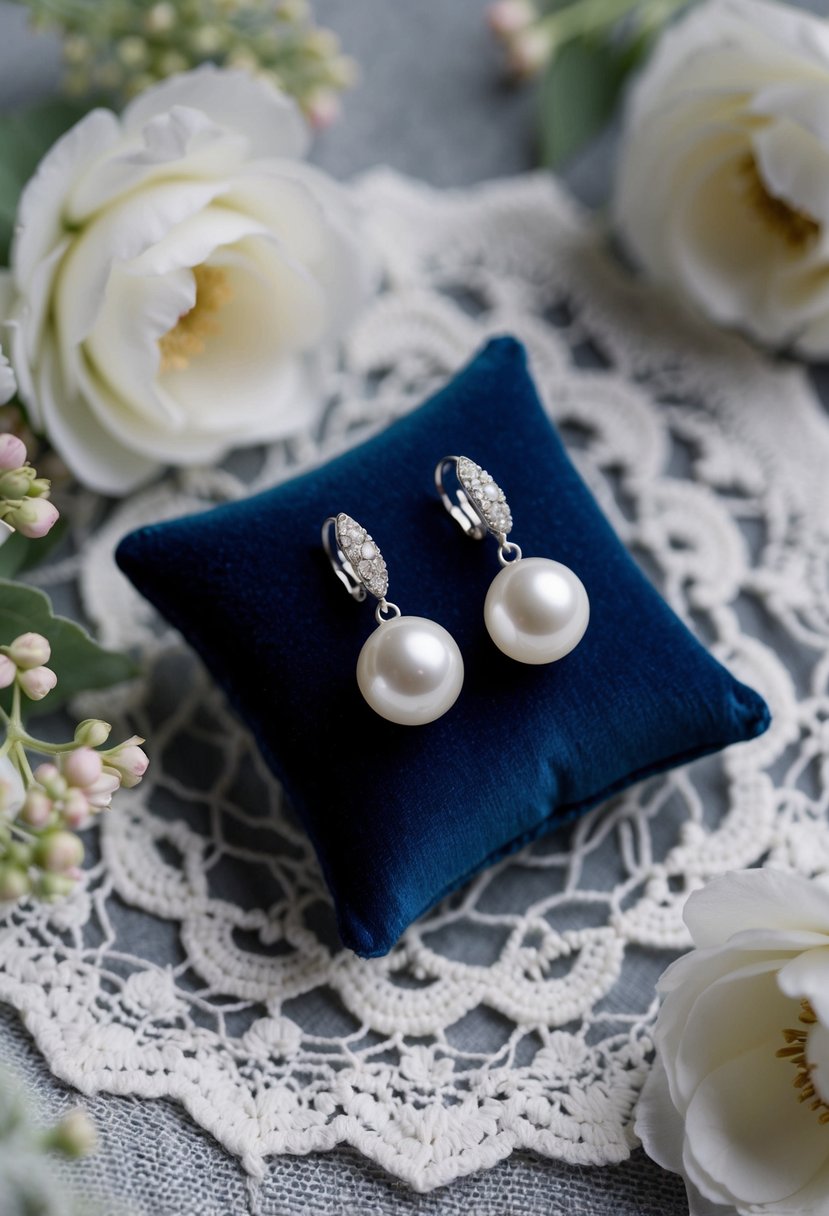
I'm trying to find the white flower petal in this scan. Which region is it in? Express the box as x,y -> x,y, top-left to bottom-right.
683,1040 -> 829,1206
684,870 -> 829,948
84,265 -> 195,426
54,178 -> 227,348
634,1055 -> 687,1175
0,347 -> 16,405
127,204 -> 269,278
7,66 -> 368,492
614,0 -> 829,354
121,65 -> 309,161
777,946 -> 829,1026
159,240 -> 324,433
36,338 -> 157,494
672,152 -> 806,343
13,108 -> 120,287
752,116 -> 829,231
671,958 -> 791,1108
66,106 -> 250,221
0,757 -> 25,815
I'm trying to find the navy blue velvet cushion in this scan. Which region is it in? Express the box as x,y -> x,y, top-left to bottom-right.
116,338 -> 770,956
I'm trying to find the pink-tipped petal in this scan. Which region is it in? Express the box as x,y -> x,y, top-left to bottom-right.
61,746 -> 103,790
18,665 -> 57,701
0,432 -> 26,471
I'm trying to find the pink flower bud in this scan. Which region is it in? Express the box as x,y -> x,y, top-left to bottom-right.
0,432 -> 26,471
107,742 -> 149,789
487,0 -> 535,35
61,787 -> 90,829
306,89 -> 342,129
34,829 -> 84,873
18,665 -> 57,701
61,747 -> 103,790
86,768 -> 121,810
21,789 -> 53,828
0,655 -> 15,688
8,632 -> 51,669
8,496 -> 59,539
34,762 -> 66,800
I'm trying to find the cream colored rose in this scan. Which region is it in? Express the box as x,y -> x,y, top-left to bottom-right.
2,67 -> 367,493
636,869 -> 829,1215
614,0 -> 829,356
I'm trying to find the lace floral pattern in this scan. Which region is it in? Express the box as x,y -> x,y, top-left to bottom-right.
1,170 -> 827,1192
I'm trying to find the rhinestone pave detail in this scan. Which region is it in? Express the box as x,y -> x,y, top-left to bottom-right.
456,457 -> 513,536
336,513 -> 389,600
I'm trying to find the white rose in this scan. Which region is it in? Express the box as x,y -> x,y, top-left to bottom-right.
2,67 -> 367,494
614,0 -> 829,356
636,868 -> 829,1216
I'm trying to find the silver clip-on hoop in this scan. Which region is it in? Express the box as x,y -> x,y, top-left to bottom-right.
321,515 -> 367,602
435,455 -> 522,566
434,455 -> 488,541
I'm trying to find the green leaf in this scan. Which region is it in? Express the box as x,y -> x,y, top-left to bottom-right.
0,99 -> 89,264
0,579 -> 138,716
0,519 -> 68,579
539,33 -> 643,168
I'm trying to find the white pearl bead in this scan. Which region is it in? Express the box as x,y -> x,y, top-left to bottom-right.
484,557 -> 589,665
357,615 -> 464,725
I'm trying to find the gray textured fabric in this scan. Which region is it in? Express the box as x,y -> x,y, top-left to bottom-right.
1,1003 -> 687,1216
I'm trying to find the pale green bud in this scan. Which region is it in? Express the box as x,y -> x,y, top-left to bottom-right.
0,468 -> 32,499
48,1108 -> 98,1157
117,35 -> 148,67
63,33 -> 92,64
34,871 -> 76,900
145,2 -> 176,33
190,25 -> 225,54
33,830 -> 83,874
157,50 -> 190,76
74,719 -> 112,748
26,477 -> 52,498
0,863 -> 30,902
7,632 -> 51,669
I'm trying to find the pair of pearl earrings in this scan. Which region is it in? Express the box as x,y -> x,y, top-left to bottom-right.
322,456 -> 590,726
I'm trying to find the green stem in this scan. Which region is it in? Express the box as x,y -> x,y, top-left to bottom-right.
13,741 -> 33,785
14,734 -> 79,755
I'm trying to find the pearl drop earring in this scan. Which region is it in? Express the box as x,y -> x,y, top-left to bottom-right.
322,513 -> 464,725
434,456 -> 590,665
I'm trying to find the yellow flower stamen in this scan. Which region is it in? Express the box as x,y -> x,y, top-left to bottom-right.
158,263 -> 234,373
740,155 -> 821,251
777,999 -> 829,1124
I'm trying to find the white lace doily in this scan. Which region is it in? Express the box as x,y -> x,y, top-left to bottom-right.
1,170 -> 827,1194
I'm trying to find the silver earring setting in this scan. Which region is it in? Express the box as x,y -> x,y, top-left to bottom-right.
435,456 -> 589,665
322,513 -> 464,725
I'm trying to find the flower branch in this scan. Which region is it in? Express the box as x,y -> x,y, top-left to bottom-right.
0,629 -> 149,902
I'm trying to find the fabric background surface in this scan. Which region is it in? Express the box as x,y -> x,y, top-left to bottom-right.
0,3 -> 827,1215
